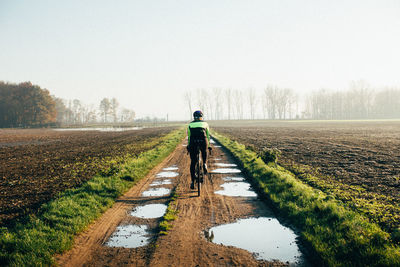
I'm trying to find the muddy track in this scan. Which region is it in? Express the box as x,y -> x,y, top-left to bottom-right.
56,142 -> 289,267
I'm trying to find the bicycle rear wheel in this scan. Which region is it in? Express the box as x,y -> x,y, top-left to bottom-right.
196,152 -> 203,196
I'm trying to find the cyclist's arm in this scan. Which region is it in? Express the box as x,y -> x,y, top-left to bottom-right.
206,124 -> 210,143
187,126 -> 191,144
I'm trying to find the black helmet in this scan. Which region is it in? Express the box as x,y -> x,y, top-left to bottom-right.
193,110 -> 203,119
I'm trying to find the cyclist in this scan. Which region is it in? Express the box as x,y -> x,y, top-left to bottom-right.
187,110 -> 210,189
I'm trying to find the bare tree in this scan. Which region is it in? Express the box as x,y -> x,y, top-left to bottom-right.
225,88 -> 233,120
212,88 -> 223,120
263,85 -> 277,119
247,88 -> 257,120
183,90 -> 193,120
233,89 -> 244,120
99,98 -> 111,123
110,98 -> 119,123
121,108 -> 135,122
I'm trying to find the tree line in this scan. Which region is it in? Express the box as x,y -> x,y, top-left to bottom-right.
0,81 -> 136,128
184,82 -> 400,120
55,97 -> 136,125
0,81 -> 56,127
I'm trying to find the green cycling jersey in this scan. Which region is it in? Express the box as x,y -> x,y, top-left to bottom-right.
187,120 -> 210,144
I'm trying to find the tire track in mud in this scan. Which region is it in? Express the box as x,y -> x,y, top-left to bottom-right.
57,141 -> 300,267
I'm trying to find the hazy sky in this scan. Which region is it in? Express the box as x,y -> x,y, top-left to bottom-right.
1,1 -> 399,120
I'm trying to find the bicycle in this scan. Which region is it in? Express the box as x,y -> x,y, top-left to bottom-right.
193,146 -> 212,196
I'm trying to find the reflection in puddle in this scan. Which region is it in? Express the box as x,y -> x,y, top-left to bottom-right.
208,218 -> 301,264
211,168 -> 241,174
223,176 -> 245,182
142,187 -> 170,197
215,163 -> 237,167
156,171 -> 179,178
215,182 -> 257,197
131,204 -> 167,218
150,179 -> 172,186
163,166 -> 179,171
105,225 -> 149,248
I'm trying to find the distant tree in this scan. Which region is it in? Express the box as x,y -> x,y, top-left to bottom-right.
99,98 -> 111,123
183,91 -> 193,120
263,85 -> 277,119
121,108 -> 136,122
110,98 -> 119,123
247,88 -> 257,120
225,88 -> 233,120
53,96 -> 68,125
212,88 -> 223,120
233,89 -> 244,120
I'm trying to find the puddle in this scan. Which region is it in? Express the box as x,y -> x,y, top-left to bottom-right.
163,166 -> 179,171
142,187 -> 170,197
156,171 -> 179,178
131,204 -> 167,218
223,176 -> 245,182
211,168 -> 241,174
150,179 -> 172,186
105,225 -> 150,248
215,182 -> 257,197
215,163 -> 237,167
207,217 -> 302,264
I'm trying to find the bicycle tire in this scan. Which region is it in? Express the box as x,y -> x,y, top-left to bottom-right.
197,152 -> 202,196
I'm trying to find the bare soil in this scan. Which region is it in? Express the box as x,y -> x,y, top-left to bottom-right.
213,121 -> 400,200
56,142 -> 288,267
0,127 -> 176,225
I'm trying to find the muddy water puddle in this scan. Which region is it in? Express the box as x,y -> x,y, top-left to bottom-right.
156,171 -> 179,178
215,163 -> 237,167
142,187 -> 170,197
223,176 -> 245,182
150,179 -> 172,186
208,217 -> 302,264
162,166 -> 179,171
105,225 -> 150,248
215,182 -> 257,197
211,168 -> 241,174
131,204 -> 167,219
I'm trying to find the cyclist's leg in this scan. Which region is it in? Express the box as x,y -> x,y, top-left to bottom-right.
189,145 -> 197,188
200,141 -> 208,173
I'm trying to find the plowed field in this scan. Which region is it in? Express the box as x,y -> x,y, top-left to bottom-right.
0,127 -> 177,226
212,120 -> 400,232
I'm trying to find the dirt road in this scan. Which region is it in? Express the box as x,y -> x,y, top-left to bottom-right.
56,141 -> 293,267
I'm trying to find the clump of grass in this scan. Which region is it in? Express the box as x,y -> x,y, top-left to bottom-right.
258,147 -> 281,165
213,131 -> 400,267
0,128 -> 185,266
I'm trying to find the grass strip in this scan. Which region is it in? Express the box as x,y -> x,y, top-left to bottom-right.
212,131 -> 400,267
158,191 -> 179,235
0,128 -> 185,266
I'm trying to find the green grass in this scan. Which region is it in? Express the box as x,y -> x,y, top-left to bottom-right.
0,128 -> 185,267
212,131 -> 400,267
158,191 -> 179,235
